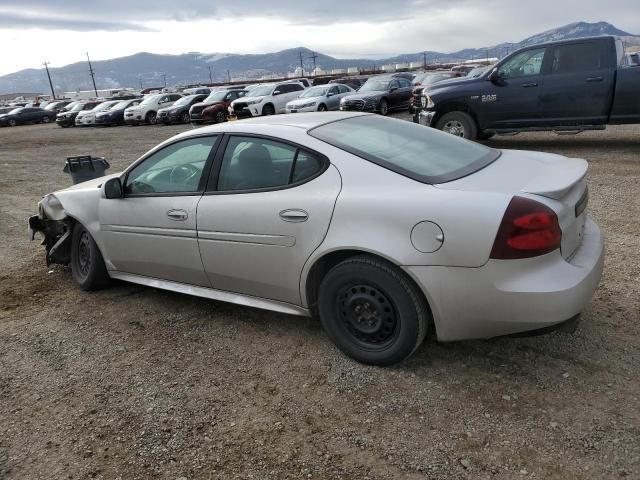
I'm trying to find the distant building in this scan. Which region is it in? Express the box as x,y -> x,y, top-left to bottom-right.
381,64 -> 396,72
347,67 -> 360,74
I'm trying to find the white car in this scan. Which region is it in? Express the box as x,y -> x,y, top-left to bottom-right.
75,100 -> 120,126
29,112 -> 603,366
124,93 -> 182,125
286,84 -> 355,113
229,82 -> 306,118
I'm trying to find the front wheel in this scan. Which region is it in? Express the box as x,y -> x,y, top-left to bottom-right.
71,223 -> 111,291
8,119 -> 16,127
378,99 -> 389,116
181,112 -> 190,124
435,111 -> 478,140
42,116 -> 51,123
215,110 -> 226,123
317,104 -> 328,112
262,104 -> 275,116
317,255 -> 429,366
145,111 -> 157,125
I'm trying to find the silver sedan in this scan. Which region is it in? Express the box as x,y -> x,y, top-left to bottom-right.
29,112 -> 604,365
285,84 -> 354,113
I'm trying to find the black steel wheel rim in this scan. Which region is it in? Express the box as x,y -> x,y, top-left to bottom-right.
336,284 -> 399,349
77,232 -> 91,278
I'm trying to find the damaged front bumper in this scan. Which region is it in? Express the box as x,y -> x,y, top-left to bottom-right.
28,195 -> 73,266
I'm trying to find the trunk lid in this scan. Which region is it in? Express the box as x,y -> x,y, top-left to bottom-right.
436,149 -> 589,259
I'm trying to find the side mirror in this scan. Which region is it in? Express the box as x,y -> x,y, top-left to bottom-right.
488,68 -> 504,85
104,177 -> 124,199
327,92 -> 335,97
273,90 -> 281,96
389,87 -> 398,93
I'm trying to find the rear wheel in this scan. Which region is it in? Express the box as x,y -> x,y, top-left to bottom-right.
70,223 -> 110,291
42,116 -> 51,123
181,112 -> 190,124
215,110 -> 226,123
145,111 -> 157,125
317,255 -> 429,366
435,111 -> 478,140
8,119 -> 16,127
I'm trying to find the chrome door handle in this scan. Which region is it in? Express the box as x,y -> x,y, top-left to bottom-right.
167,209 -> 188,221
522,82 -> 538,88
586,76 -> 604,83
279,209 -> 308,223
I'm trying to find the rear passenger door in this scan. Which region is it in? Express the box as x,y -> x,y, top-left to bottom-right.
196,135 -> 341,305
541,41 -> 614,125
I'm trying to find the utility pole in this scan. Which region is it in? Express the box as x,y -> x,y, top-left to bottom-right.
298,50 -> 304,77
86,52 -> 98,96
422,52 -> 427,70
139,76 -> 143,89
486,49 -> 489,62
208,66 -> 213,84
309,51 -> 318,75
42,61 -> 56,100
162,73 -> 167,87
227,70 -> 231,83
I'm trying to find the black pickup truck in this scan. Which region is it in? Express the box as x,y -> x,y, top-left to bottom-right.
415,36 -> 640,140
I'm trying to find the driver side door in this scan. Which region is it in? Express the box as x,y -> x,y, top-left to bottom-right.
98,135 -> 220,286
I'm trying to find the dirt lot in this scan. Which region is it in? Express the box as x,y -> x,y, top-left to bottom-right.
0,118 -> 639,480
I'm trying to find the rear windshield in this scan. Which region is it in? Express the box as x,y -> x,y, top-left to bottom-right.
309,115 -> 499,184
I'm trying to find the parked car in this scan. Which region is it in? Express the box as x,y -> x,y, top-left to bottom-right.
75,100 -> 121,127
183,87 -> 211,95
124,93 -> 182,125
627,52 -> 640,66
94,98 -> 141,127
157,94 -> 208,125
229,82 -> 305,118
0,107 -> 56,126
44,100 -> 72,114
0,107 -> 14,115
28,112 -> 604,366
56,100 -> 103,127
190,90 -> 247,124
417,36 -> 640,139
339,76 -> 413,115
329,77 -> 368,90
285,84 -> 355,112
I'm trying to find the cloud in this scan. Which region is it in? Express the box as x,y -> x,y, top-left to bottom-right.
0,11 -> 154,32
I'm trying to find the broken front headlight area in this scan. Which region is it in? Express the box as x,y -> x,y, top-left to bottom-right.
28,194 -> 73,266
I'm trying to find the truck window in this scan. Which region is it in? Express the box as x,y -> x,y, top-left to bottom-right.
498,48 -> 546,78
551,43 -> 606,74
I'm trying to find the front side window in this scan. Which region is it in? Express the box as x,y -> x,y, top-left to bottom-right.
499,48 -> 546,78
551,43 -> 605,74
217,136 -> 324,191
309,115 -> 499,184
125,136 -> 217,194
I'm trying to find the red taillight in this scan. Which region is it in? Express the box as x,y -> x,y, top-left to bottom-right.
490,196 -> 562,259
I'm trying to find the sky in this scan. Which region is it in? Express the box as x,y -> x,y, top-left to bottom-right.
0,0 -> 637,75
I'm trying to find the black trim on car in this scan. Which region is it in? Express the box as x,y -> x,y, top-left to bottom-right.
204,132 -> 330,195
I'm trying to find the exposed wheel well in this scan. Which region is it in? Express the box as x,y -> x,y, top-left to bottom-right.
304,249 -> 434,331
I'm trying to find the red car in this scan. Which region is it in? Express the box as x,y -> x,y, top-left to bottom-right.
189,89 -> 246,124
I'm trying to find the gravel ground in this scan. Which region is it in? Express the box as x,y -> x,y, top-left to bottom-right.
0,117 -> 639,479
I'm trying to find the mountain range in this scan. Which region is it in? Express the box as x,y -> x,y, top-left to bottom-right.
1,21 -> 638,95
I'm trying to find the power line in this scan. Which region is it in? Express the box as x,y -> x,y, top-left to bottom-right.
86,52 -> 98,97
42,62 -> 56,100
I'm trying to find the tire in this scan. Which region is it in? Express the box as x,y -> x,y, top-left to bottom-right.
145,111 -> 157,125
435,111 -> 478,140
378,99 -> 389,116
317,255 -> 429,366
318,104 -> 328,112
42,116 -> 51,123
181,112 -> 190,124
215,110 -> 226,123
262,104 -> 275,116
70,223 -> 110,291
8,119 -> 16,127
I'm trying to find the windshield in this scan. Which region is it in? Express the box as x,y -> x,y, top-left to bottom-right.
248,85 -> 274,97
92,102 -> 116,112
140,95 -> 160,105
309,116 -> 499,184
467,67 -> 487,78
70,103 -> 85,111
111,100 -> 132,110
8,108 -> 22,114
358,79 -> 390,92
300,87 -> 328,98
44,102 -> 61,111
204,91 -> 228,102
173,95 -> 198,107
62,102 -> 79,111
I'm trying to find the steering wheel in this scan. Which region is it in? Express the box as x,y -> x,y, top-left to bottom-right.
169,164 -> 200,187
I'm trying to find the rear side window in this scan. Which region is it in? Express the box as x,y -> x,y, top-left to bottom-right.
309,115 -> 499,184
551,42 -> 607,74
217,136 -> 325,192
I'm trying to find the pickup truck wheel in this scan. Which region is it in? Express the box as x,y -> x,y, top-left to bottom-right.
145,111 -> 157,125
317,255 -> 429,366
435,111 -> 478,140
71,223 -> 111,291
378,99 -> 389,116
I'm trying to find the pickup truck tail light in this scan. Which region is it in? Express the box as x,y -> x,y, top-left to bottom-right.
490,196 -> 562,259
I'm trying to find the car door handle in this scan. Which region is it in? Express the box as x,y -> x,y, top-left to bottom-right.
586,76 -> 604,83
167,209 -> 188,221
521,82 -> 538,88
279,209 -> 308,223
